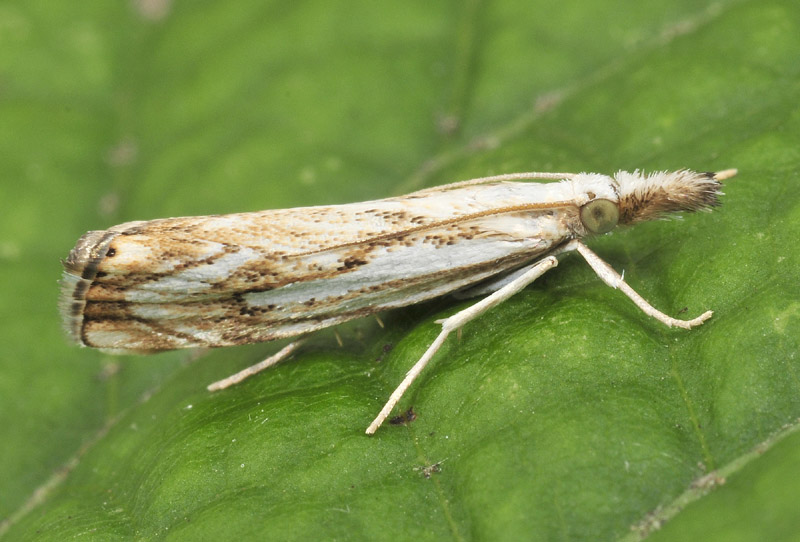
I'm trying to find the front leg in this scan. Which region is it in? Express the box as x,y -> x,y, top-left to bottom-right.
569,240 -> 712,329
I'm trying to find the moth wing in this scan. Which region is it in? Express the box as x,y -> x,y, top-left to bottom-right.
62,181 -> 578,351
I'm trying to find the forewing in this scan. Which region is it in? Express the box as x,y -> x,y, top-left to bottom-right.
62,181 -> 578,352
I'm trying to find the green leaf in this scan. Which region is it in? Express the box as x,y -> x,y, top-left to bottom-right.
633,425 -> 800,542
2,0 -> 799,540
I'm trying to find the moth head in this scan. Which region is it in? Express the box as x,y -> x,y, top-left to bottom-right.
613,169 -> 731,225
579,198 -> 619,234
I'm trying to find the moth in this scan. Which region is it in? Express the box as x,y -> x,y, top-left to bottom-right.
61,168 -> 736,433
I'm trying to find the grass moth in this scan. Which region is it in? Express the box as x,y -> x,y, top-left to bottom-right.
61,169 -> 736,433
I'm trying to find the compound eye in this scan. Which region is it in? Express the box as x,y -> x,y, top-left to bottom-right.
580,199 -> 619,234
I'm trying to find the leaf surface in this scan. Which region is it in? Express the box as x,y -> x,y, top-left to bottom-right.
1,1 -> 799,540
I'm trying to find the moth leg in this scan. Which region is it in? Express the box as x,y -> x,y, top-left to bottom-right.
453,260 -> 544,299
207,339 -> 307,392
365,255 -> 559,435
569,240 -> 713,329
